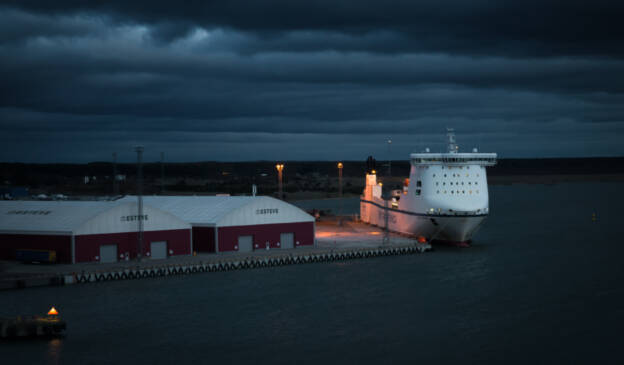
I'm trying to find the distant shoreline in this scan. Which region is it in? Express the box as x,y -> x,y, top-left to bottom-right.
488,173 -> 624,185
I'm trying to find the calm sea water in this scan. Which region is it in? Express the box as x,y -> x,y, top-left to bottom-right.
2,183 -> 624,364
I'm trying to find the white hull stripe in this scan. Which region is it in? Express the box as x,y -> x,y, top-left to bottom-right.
360,199 -> 489,218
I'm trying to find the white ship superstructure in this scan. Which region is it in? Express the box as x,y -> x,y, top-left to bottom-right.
360,129 -> 497,245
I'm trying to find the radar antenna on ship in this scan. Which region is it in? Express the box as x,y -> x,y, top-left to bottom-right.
446,128 -> 458,153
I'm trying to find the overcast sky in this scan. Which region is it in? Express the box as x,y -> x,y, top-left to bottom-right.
1,1 -> 623,162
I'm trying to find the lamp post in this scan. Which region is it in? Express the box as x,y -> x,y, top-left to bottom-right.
337,162 -> 343,199
135,146 -> 144,262
387,138 -> 392,177
276,163 -> 284,199
338,162 -> 343,223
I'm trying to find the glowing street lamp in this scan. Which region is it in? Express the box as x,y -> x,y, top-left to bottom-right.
337,162 -> 343,198
276,164 -> 284,199
338,162 -> 344,220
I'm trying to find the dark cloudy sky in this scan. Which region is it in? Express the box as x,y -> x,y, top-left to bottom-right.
1,1 -> 624,162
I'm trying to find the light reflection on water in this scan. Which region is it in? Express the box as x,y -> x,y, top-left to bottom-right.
47,338 -> 63,365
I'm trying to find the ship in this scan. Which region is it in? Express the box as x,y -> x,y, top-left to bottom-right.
360,129 -> 497,246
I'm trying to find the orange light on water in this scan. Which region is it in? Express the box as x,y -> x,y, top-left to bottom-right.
47,307 -> 59,316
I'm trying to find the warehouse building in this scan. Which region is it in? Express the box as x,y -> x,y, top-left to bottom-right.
0,196 -> 315,263
117,196 -> 315,253
0,200 -> 191,264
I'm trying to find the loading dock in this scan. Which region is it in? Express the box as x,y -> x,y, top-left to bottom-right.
150,241 -> 168,260
99,244 -> 118,263
238,235 -> 253,252
280,232 -> 294,249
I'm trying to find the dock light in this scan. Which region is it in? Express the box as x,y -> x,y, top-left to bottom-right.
337,162 -> 344,201
371,170 -> 376,174
417,236 -> 427,243
47,307 -> 59,316
276,163 -> 284,199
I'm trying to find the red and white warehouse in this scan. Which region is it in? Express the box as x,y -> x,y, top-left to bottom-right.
117,196 -> 315,254
0,196 -> 315,264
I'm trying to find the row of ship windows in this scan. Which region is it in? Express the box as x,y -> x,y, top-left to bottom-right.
437,190 -> 479,194
436,181 -> 478,186
433,173 -> 479,178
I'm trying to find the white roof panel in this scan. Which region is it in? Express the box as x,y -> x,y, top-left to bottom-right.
0,200 -> 115,234
118,196 -> 314,226
0,200 -> 190,235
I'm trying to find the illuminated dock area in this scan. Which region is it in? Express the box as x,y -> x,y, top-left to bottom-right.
0,221 -> 429,290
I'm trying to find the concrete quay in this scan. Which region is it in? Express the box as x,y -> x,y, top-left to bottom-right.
0,220 -> 429,290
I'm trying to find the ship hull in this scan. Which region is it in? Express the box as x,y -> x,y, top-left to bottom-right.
360,198 -> 487,243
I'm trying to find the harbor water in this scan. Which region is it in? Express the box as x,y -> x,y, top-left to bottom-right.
2,182 -> 624,364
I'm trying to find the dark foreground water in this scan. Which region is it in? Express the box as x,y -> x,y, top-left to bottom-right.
2,183 -> 624,364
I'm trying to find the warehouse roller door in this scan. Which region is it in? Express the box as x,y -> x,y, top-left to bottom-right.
238,235 -> 253,252
150,241 -> 167,260
280,233 -> 294,249
100,244 -> 118,263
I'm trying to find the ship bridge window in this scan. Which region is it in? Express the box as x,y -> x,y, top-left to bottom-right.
417,180 -> 422,187
415,189 -> 421,196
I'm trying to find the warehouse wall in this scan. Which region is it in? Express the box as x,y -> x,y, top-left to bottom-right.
192,227 -> 216,253
217,222 -> 314,251
74,229 -> 190,263
0,234 -> 72,263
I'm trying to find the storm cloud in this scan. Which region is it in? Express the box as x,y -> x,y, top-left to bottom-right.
1,1 -> 623,162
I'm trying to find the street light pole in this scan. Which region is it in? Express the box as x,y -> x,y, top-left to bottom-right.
276,163 -> 284,199
337,162 -> 343,199
387,138 -> 392,177
135,146 -> 144,262
338,162 -> 343,224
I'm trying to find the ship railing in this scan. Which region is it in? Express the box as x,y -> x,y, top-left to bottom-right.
411,158 -> 497,165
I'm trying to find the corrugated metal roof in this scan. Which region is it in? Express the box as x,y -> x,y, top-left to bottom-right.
0,200 -> 116,233
117,195 -> 313,226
